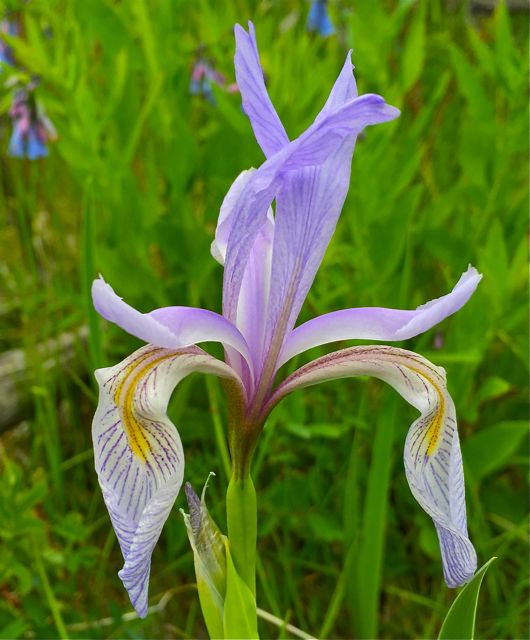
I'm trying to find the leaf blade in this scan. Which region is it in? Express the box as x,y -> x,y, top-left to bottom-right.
438,557 -> 497,640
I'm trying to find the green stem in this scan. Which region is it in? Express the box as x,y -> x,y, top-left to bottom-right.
226,474 -> 257,598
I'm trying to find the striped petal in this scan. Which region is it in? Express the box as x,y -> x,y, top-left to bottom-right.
234,22 -> 289,158
268,345 -> 477,587
211,169 -> 275,378
223,25 -> 398,327
212,169 -> 256,266
93,344 -> 245,616
222,93 -> 399,326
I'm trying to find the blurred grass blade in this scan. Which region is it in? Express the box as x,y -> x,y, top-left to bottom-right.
350,397 -> 398,638
463,421 -> 528,482
81,179 -> 103,371
438,557 -> 497,640
401,1 -> 426,93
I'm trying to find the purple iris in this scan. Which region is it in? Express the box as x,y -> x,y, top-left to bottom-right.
92,22 -> 479,616
307,0 -> 335,37
8,89 -> 56,160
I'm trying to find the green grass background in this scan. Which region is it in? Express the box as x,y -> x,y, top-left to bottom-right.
0,0 -> 528,638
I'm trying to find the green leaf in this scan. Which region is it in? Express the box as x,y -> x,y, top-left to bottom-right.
401,2 -> 426,92
0,619 -> 30,640
478,219 -> 510,315
81,180 -> 103,372
494,1 -> 519,92
466,376 -> 511,421
348,398 -> 398,638
223,541 -> 259,639
438,557 -> 497,640
226,476 -> 257,595
463,421 -> 528,482
448,44 -> 494,121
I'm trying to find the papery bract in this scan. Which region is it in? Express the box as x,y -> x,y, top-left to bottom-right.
182,479 -> 227,638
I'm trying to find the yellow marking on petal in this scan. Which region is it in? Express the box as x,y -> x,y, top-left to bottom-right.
406,364 -> 445,457
113,348 -> 175,463
112,348 -> 161,407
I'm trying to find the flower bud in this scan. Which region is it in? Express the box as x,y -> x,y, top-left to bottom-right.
182,476 -> 227,639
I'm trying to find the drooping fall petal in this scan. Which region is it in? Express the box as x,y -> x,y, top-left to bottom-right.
278,267 -> 482,367
93,344 -> 245,616
269,345 -> 477,587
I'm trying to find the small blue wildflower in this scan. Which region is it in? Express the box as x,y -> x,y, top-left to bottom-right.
0,18 -> 18,66
307,0 -> 335,37
189,60 -> 227,105
8,88 -> 56,159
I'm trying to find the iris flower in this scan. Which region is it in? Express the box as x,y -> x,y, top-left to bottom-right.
92,22 -> 479,617
307,0 -> 335,38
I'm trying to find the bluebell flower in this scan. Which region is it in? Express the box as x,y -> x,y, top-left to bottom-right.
8,89 -> 56,159
0,18 -> 18,66
190,59 -> 227,105
307,0 -> 335,37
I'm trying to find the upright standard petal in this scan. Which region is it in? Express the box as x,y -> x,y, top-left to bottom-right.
234,22 -> 289,158
235,213 -> 274,371
212,167 -> 275,379
316,51 -> 358,118
212,169 -> 256,266
222,93 -> 399,326
268,345 -> 477,587
278,267 -> 482,367
93,344 -> 245,616
92,277 -> 253,374
264,52 -> 379,361
224,27 -> 397,325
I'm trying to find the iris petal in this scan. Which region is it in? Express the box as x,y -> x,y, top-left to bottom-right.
225,22 -> 398,334
278,266 -> 482,367
212,169 -> 256,266
263,52 -> 369,358
93,344 -> 245,616
222,93 -> 399,326
92,277 -> 253,376
211,168 -> 275,376
234,22 -> 289,158
269,345 -> 477,587
316,51 -> 358,117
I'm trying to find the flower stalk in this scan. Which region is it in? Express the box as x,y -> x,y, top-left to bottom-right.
226,474 -> 257,597
91,19 -> 481,635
